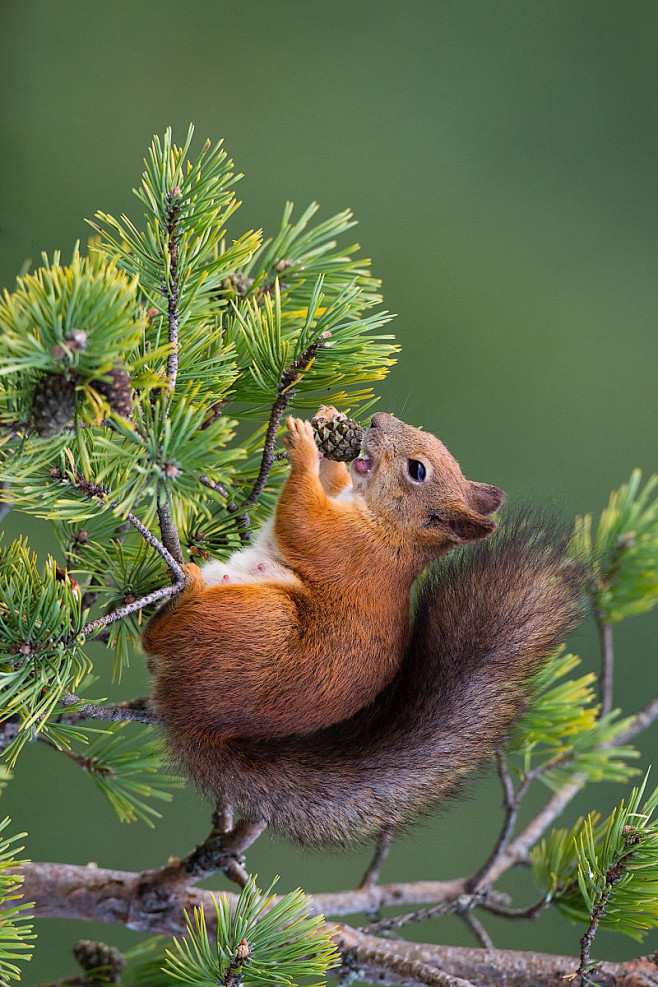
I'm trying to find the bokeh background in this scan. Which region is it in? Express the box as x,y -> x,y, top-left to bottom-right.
1,0 -> 657,979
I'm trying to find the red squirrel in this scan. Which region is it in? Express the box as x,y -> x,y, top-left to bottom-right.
144,409 -> 584,847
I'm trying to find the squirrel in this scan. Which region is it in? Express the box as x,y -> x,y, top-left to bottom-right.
143,408 -> 585,848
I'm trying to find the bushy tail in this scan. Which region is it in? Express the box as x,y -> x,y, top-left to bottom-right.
166,510 -> 586,848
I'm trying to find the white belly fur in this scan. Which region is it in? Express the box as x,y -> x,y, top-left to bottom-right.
200,479 -> 356,589
200,517 -> 301,588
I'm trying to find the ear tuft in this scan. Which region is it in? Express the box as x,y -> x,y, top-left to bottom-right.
469,481 -> 506,516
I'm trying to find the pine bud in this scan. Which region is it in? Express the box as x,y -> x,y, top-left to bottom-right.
236,938 -> 250,961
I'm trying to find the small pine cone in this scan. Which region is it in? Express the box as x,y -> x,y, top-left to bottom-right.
31,372 -> 76,437
311,414 -> 363,462
73,939 -> 125,982
93,364 -> 132,418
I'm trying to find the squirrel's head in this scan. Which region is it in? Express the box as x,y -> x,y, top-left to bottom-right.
351,412 -> 505,558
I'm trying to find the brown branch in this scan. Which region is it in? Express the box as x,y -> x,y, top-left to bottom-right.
60,694 -> 158,724
232,337 -> 329,513
359,823 -> 395,889
180,814 -> 266,888
467,754 -> 524,892
486,777 -> 586,883
164,185 -> 182,390
612,696 -> 658,745
597,615 -> 615,717
0,479 -> 11,521
576,835 -> 645,986
156,483 -> 184,566
459,910 -> 493,949
16,862 -> 658,987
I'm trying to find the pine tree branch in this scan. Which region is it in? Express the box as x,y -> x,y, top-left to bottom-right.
0,479 -> 11,521
180,815 -> 266,888
359,823 -> 395,889
611,695 -> 658,745
597,613 -> 615,717
232,337 -> 329,512
16,861 -> 658,986
575,833 -> 646,986
156,482 -> 184,565
60,694 -> 158,724
485,777 -> 586,883
459,911 -> 493,949
164,185 -> 182,390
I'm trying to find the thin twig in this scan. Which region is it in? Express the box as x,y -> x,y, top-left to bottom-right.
232,337 -> 329,512
459,911 -> 493,949
360,891 -> 508,936
612,695 -> 658,745
181,816 -> 266,889
486,777 -> 586,884
199,474 -> 230,500
156,483 -> 184,565
60,694 -> 158,724
359,823 -> 395,889
164,186 -> 182,390
468,755 -> 522,892
576,837 -> 640,985
0,479 -> 11,521
479,897 -> 546,921
596,614 -> 614,717
77,582 -> 182,640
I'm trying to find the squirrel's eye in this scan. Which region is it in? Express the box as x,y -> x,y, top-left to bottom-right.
407,459 -> 426,482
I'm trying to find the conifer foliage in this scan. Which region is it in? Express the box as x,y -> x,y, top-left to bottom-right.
0,127 -> 658,984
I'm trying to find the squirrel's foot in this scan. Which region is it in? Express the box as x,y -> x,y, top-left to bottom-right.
283,417 -> 320,473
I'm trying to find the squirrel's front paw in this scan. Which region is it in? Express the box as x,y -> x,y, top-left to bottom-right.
283,417 -> 320,472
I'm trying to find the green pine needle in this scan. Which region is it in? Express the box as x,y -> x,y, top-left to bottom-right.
507,650 -> 638,788
532,772 -> 658,940
0,818 -> 36,984
162,878 -> 339,987
0,537 -> 90,763
573,470 -> 658,622
73,723 -> 182,826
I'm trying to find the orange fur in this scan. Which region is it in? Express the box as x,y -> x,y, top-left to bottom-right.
144,410 -> 505,740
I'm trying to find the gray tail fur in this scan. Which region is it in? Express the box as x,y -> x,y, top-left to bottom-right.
166,508 -> 586,848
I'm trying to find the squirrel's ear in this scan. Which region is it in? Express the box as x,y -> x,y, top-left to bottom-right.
425,501 -> 497,543
468,482 -> 506,516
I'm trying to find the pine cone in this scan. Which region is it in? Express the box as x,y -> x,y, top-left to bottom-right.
73,939 -> 125,983
93,364 -> 132,418
31,372 -> 76,437
311,414 -> 363,462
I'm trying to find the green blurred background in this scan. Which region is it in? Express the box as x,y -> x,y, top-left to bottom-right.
1,0 -> 657,978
